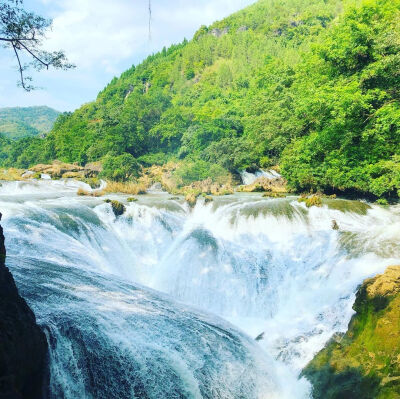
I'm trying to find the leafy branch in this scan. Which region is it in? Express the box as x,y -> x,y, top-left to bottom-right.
0,0 -> 74,90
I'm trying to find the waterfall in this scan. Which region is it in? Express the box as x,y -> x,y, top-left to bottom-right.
239,169 -> 282,185
1,180 -> 399,398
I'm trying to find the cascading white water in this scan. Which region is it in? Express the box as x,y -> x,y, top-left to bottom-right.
239,169 -> 282,185
1,180 -> 399,398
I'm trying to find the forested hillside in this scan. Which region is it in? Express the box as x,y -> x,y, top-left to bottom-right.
0,106 -> 60,139
1,0 -> 399,200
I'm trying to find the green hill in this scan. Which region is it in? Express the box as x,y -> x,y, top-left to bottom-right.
1,0 -> 399,200
0,106 -> 60,139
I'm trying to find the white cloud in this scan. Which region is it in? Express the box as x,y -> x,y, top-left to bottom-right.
44,0 -> 255,70
0,0 -> 256,110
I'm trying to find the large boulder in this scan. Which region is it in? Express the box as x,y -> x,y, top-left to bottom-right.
303,266 -> 400,399
0,213 -> 48,398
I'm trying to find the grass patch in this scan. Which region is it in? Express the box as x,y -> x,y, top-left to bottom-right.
0,168 -> 24,180
103,181 -> 147,195
76,188 -> 104,197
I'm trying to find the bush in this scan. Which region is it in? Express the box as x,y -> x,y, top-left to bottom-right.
298,195 -> 323,208
101,153 -> 140,182
376,198 -> 388,205
173,160 -> 230,187
185,69 -> 195,80
137,152 -> 170,166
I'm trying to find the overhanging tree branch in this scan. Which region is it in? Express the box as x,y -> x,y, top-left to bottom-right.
11,40 -> 26,89
15,39 -> 49,69
1,0 -> 74,90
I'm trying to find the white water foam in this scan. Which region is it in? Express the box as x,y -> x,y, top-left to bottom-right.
1,180 -> 399,398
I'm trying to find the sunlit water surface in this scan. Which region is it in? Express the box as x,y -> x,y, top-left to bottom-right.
1,179 -> 399,398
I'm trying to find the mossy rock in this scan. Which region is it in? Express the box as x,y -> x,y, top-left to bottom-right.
298,195 -> 323,208
204,195 -> 213,203
262,192 -> 286,198
107,200 -> 126,216
127,197 -> 138,202
303,266 -> 400,399
83,177 -> 101,189
185,193 -> 198,207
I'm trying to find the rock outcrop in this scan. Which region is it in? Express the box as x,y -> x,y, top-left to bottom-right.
0,213 -> 48,399
303,266 -> 400,399
237,176 -> 287,194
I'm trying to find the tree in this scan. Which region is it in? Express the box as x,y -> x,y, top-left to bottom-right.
101,153 -> 141,182
0,0 -> 74,90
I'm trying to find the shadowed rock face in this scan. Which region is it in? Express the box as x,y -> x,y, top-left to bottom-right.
303,265 -> 400,399
0,213 -> 48,399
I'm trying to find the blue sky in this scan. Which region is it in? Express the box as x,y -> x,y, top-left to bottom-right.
0,0 -> 256,112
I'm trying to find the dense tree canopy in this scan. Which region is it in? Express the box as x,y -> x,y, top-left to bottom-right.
1,0 -> 399,199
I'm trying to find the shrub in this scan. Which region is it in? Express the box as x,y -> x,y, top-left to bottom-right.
173,160 -> 230,187
185,69 -> 195,80
137,152 -> 170,166
376,198 -> 388,205
298,195 -> 323,208
101,153 -> 140,182
104,181 -> 147,194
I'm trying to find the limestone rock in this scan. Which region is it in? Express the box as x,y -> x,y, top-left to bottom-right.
303,265 -> 400,399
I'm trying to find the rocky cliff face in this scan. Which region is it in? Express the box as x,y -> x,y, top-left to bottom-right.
0,213 -> 48,399
303,266 -> 400,399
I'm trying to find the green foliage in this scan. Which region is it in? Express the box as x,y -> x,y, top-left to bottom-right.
100,153 -> 140,182
0,106 -> 60,139
1,0 -> 399,199
376,198 -> 388,205
1,0 -> 343,174
173,160 -> 230,187
280,0 -> 400,199
137,152 -> 171,166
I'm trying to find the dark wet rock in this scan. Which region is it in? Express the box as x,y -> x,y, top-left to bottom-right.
110,200 -> 126,217
203,195 -> 213,204
255,332 -> 265,341
0,213 -> 48,398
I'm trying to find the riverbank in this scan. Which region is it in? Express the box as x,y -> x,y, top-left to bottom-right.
0,161 -> 289,201
3,160 -> 398,208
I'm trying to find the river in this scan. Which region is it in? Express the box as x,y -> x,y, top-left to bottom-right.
1,179 -> 399,398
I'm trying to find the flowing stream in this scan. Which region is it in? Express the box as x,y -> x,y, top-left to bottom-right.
1,179 -> 400,398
